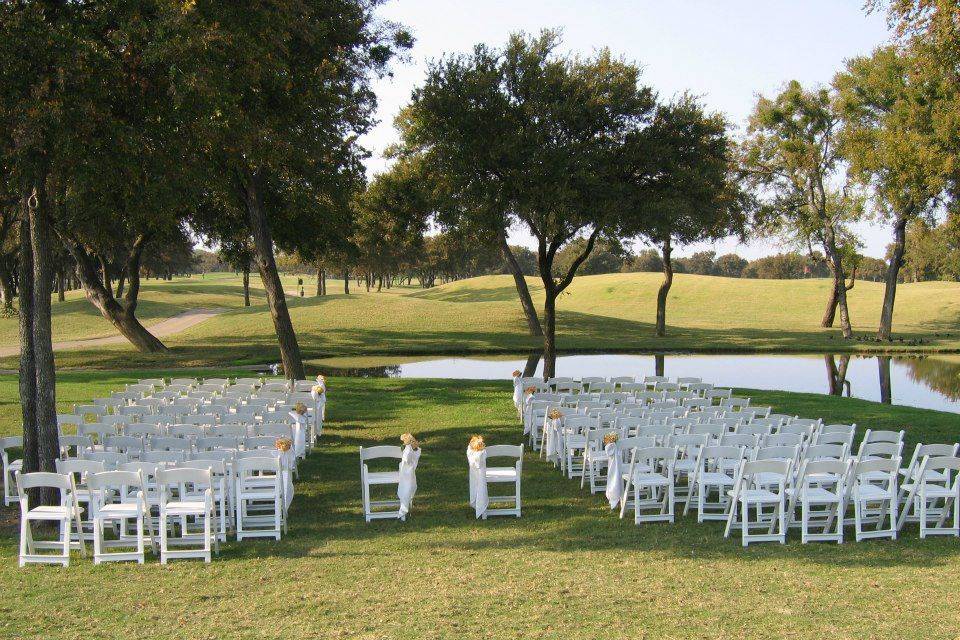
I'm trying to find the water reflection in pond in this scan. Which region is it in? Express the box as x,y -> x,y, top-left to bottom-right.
305,353 -> 960,414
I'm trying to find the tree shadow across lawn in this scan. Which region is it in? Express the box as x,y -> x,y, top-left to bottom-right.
247,421 -> 960,571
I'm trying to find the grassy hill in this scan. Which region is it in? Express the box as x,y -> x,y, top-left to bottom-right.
1,271 -> 957,369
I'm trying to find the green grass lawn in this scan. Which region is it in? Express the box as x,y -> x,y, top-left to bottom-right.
3,271 -> 958,371
2,374 -> 960,638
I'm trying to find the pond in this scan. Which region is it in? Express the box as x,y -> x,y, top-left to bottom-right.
304,352 -> 960,414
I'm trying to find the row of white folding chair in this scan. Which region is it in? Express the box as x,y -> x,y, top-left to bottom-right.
59,449 -> 289,545
1,436 -> 24,506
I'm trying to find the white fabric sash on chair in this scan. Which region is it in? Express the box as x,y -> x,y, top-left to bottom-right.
544,417 -> 562,461
288,411 -> 308,459
281,450 -> 296,509
605,442 -> 622,509
522,396 -> 535,435
467,447 -> 488,519
397,445 -> 421,517
310,387 -> 326,438
512,375 -> 523,416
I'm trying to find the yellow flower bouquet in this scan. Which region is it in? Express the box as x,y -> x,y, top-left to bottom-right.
401,432 -> 420,450
468,435 -> 486,452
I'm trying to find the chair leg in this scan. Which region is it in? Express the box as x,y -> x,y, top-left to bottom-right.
160,511 -> 168,565
93,516 -> 103,565
136,516 -> 145,564
19,515 -> 28,568
61,517 -> 71,567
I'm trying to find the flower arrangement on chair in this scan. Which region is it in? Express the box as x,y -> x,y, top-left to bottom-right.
313,374 -> 327,396
512,370 -> 522,378
603,432 -> 619,445
275,437 -> 293,452
548,408 -> 562,421
293,402 -> 308,416
524,386 -> 537,396
468,435 -> 486,452
400,433 -> 420,450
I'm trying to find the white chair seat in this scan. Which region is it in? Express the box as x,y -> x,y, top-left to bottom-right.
674,459 -> 697,473
700,472 -> 735,485
787,487 -> 842,503
485,467 -> 518,482
729,488 -> 780,503
853,485 -> 895,500
26,505 -> 72,520
632,472 -> 670,487
754,472 -> 788,485
858,470 -> 892,482
901,469 -> 949,482
165,500 -> 207,516
98,503 -> 141,518
366,471 -> 400,485
919,485 -> 960,499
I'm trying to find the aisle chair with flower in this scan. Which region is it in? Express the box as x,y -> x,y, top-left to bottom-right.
581,428 -> 621,493
620,446 -> 678,524
234,456 -> 286,540
467,436 -> 523,519
360,445 -> 404,522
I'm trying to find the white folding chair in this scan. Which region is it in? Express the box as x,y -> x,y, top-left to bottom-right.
849,458 -> 899,542
157,467 -> 219,563
360,445 -> 403,522
234,456 -> 286,540
55,458 -> 105,543
724,459 -> 791,546
88,470 -> 155,564
787,459 -> 851,543
898,455 -> 960,538
686,445 -> 744,521
621,446 -> 676,524
16,472 -> 86,567
481,444 -> 523,518
1,436 -> 23,506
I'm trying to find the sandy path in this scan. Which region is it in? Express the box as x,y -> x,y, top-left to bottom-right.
0,307 -> 227,357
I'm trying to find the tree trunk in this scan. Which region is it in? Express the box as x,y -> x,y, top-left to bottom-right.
522,350 -> 542,377
321,270 -> 326,295
376,274 -> 382,292
343,269 -> 350,294
821,226 -> 853,338
18,198 -> 39,483
821,276 -> 839,328
497,228 -> 543,337
542,287 -> 557,379
316,268 -> 323,296
60,236 -> 168,352
878,217 -> 908,340
0,258 -> 14,312
242,265 -> 250,307
655,354 -> 665,377
655,237 -> 673,337
29,189 -> 59,485
56,269 -> 65,302
114,271 -> 126,299
241,170 -> 304,380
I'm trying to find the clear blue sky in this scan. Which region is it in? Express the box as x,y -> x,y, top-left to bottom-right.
363,0 -> 894,258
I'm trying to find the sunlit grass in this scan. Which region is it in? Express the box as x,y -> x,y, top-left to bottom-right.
2,374 -> 960,638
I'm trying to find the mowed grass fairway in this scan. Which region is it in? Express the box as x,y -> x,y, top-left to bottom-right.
2,271 -> 959,369
2,374 -> 960,638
